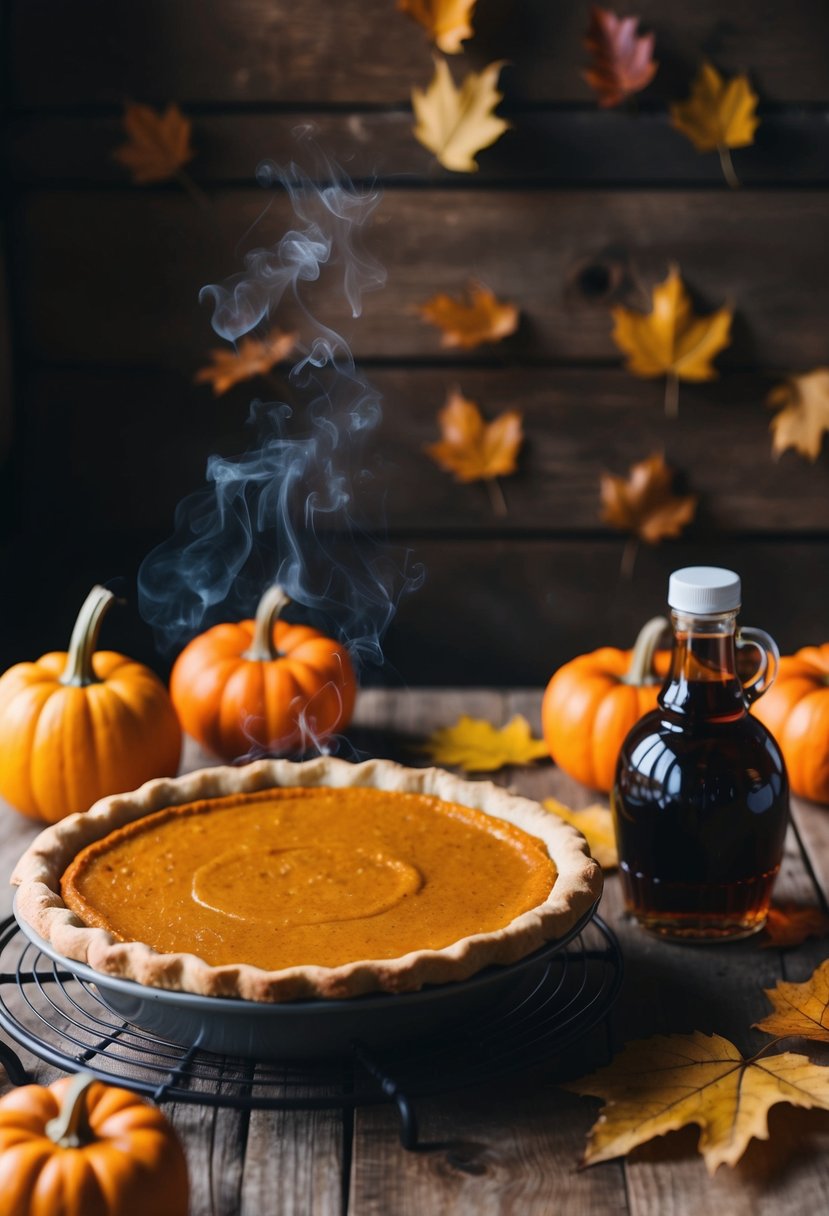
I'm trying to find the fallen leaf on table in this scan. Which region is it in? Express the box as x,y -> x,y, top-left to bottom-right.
418,282 -> 519,350
195,329 -> 298,396
113,102 -> 195,184
768,369 -> 829,462
583,6 -> 657,108
422,714 -> 548,772
762,903 -> 829,949
412,59 -> 510,173
565,1031 -> 829,1173
543,798 -> 617,870
426,389 -> 523,486
670,63 -> 759,188
755,958 -> 829,1042
601,452 -> 697,545
398,0 -> 477,54
611,265 -> 732,416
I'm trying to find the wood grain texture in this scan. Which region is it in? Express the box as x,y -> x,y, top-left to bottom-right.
10,110 -> 829,186
2,688 -> 829,1213
10,0 -> 829,106
1,535 -> 826,685
17,367 -> 829,539
14,189 -> 829,369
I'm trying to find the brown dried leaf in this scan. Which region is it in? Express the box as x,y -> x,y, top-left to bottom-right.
768,369 -> 829,462
756,959 -> 829,1042
195,329 -> 298,396
418,282 -> 519,350
398,0 -> 477,54
583,6 -> 657,108
412,59 -> 510,173
113,103 -> 194,184
600,452 -> 696,544
762,903 -> 829,949
425,389 -> 523,483
566,1032 -> 829,1173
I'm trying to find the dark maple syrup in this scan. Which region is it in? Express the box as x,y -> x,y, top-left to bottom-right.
611,569 -> 789,941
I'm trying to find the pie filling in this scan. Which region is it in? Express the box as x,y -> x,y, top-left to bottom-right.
60,787 -> 558,971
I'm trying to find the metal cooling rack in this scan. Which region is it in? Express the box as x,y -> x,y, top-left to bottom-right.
0,914 -> 622,1149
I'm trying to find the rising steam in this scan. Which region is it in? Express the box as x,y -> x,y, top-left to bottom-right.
138,141 -> 422,670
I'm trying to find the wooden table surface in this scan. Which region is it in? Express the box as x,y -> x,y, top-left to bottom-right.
2,687 -> 829,1215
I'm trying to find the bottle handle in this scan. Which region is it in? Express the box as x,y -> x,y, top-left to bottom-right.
735,626 -> 779,705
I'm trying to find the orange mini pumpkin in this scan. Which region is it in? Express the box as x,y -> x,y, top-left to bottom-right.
0,586 -> 182,822
542,617 -> 669,793
0,1073 -> 189,1216
170,584 -> 357,760
752,643 -> 829,805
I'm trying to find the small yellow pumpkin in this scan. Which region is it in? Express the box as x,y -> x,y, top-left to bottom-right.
0,585 -> 182,822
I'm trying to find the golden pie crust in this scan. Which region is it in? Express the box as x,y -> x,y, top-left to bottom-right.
13,758 -> 602,1003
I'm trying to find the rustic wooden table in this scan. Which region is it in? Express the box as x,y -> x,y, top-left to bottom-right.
2,687 -> 829,1215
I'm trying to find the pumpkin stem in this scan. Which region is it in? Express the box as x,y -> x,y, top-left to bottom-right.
44,1073 -> 96,1148
60,586 -> 116,688
243,585 -> 291,661
622,616 -> 669,686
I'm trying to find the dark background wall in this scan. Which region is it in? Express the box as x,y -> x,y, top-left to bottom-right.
1,0 -> 828,684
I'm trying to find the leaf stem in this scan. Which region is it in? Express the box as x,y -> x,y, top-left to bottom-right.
174,168 -> 211,210
486,477 -> 508,516
620,537 -> 639,581
717,145 -> 741,191
664,372 -> 680,419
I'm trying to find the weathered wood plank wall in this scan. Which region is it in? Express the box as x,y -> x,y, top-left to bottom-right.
2,0 -> 828,682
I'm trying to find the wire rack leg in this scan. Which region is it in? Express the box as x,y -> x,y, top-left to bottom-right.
0,1037 -> 32,1086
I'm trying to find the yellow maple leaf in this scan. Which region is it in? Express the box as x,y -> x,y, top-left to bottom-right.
566,1031 -> 829,1173
426,389 -> 523,487
543,798 -> 617,870
670,63 -> 759,187
113,102 -> 195,184
398,0 -> 477,54
762,902 -> 829,950
195,330 -> 298,396
418,282 -> 519,350
611,265 -> 732,416
421,714 -> 548,772
412,59 -> 510,173
755,958 -> 829,1042
767,369 -> 829,462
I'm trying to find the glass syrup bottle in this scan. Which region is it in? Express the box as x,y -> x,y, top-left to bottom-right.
611,567 -> 789,941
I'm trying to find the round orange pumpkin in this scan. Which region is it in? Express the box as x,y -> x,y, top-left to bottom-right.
0,586 -> 182,822
541,617 -> 670,793
170,584 -> 357,760
752,643 -> 829,804
0,1072 -> 189,1216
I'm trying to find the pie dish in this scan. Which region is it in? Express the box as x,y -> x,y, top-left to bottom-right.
12,757 -> 602,1003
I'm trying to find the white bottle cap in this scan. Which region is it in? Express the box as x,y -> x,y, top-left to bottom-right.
668,566 -> 741,614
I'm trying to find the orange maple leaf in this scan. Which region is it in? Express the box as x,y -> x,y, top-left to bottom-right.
583,6 -> 657,108
425,389 -> 523,485
761,903 -> 829,950
417,282 -> 519,350
767,369 -> 829,462
398,0 -> 477,54
601,452 -> 697,546
113,103 -> 195,184
195,330 -> 298,396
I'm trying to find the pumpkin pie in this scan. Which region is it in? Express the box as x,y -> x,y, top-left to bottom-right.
13,758 -> 602,1002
